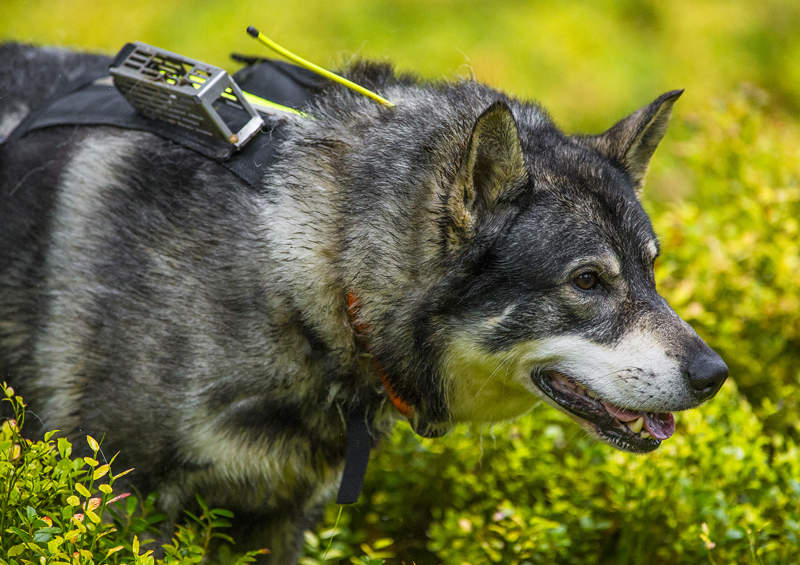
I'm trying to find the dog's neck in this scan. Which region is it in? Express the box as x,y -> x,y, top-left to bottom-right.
345,291 -> 414,419
335,291 -> 415,505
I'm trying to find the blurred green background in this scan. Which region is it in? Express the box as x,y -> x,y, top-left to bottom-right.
2,1 -> 799,563
3,0 -> 799,131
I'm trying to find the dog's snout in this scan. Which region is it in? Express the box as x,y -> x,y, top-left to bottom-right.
687,349 -> 728,401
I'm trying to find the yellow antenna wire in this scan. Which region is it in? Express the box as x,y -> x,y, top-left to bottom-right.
246,26 -> 395,108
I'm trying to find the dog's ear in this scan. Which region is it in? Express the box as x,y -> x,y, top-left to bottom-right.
585,90 -> 683,190
447,101 -> 528,246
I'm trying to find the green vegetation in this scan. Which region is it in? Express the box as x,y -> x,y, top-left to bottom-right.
0,383 -> 269,564
2,2 -> 799,563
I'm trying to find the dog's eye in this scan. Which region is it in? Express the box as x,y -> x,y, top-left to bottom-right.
573,271 -> 599,291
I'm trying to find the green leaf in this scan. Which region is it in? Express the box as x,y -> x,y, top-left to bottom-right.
105,545 -> 124,558
112,467 -> 134,480
33,531 -> 54,543
46,536 -> 62,555
7,526 -> 33,542
56,436 -> 71,458
211,532 -> 235,544
93,464 -> 109,480
195,495 -> 209,511
125,494 -> 139,515
85,509 -> 101,524
7,544 -> 26,557
145,513 -> 167,524
86,435 -> 100,452
183,510 -> 201,524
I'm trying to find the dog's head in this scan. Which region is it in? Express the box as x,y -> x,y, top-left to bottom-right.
390,91 -> 726,452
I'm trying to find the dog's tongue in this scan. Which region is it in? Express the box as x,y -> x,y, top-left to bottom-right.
644,412 -> 675,440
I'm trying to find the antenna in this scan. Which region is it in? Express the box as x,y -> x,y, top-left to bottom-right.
246,26 -> 395,108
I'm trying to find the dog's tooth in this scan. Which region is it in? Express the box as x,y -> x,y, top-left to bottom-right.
628,417 -> 644,433
640,431 -> 652,439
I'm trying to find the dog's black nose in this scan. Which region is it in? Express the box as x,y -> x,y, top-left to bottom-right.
688,350 -> 728,401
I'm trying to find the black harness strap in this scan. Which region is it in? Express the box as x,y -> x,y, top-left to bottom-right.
5,81 -> 285,188
3,57 -> 329,189
336,414 -> 373,505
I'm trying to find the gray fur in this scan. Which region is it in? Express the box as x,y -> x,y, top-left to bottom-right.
0,42 -> 726,562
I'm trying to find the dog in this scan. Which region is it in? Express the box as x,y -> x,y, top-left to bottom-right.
0,42 -> 727,562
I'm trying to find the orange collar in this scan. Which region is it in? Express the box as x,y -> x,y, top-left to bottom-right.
346,292 -> 414,418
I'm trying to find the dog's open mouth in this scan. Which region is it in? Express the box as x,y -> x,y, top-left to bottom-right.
532,370 -> 675,453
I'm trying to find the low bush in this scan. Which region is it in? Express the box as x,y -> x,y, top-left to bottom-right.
0,383 -> 267,564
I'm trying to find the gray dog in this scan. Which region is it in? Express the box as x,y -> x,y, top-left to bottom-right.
0,42 -> 726,562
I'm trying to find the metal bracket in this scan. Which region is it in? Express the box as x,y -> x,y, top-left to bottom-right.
109,42 -> 263,149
